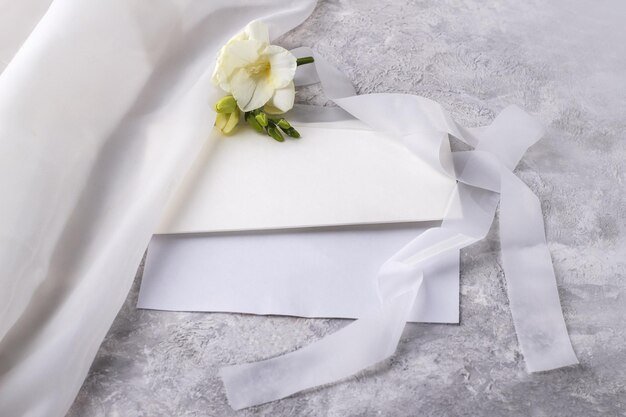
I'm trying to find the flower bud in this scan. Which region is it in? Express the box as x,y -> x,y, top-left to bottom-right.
215,95 -> 237,113
277,119 -> 291,130
245,112 -> 264,133
285,127 -> 301,138
215,108 -> 240,134
267,126 -> 285,142
215,112 -> 228,130
255,112 -> 268,127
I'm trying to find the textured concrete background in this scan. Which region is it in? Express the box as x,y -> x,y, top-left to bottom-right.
68,0 -> 626,416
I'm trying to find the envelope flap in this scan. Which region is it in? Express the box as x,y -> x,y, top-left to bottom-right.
157,121 -> 456,234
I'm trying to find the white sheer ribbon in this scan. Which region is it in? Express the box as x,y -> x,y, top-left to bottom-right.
220,48 -> 578,409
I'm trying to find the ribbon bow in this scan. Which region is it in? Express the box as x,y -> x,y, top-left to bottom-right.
220,48 -> 578,409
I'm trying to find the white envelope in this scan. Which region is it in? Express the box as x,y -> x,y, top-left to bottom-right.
156,114 -> 456,233
139,111 -> 461,323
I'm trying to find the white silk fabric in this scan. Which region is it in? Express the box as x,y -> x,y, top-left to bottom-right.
0,1 -> 317,416
219,49 -> 579,409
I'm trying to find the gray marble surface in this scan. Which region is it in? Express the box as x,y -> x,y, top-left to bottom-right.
68,1 -> 626,416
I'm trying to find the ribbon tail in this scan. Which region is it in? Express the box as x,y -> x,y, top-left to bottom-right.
220,274 -> 422,410
499,170 -> 578,372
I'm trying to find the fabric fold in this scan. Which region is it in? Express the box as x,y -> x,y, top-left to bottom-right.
0,2 -> 317,416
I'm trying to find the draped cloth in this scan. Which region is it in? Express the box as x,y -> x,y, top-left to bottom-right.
0,1 -> 577,415
0,1 -> 316,416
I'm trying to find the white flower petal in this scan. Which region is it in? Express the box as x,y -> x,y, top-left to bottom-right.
213,40 -> 265,92
229,30 -> 247,43
211,65 -> 222,86
266,45 -> 296,89
212,52 -> 232,91
231,69 -> 274,112
229,70 -> 255,109
243,20 -> 270,44
223,40 -> 264,67
265,81 -> 295,114
212,21 -> 286,110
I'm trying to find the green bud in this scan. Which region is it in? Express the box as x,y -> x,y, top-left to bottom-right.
215,95 -> 237,113
267,126 -> 285,142
255,112 -> 269,127
277,118 -> 291,130
215,107 -> 240,134
215,112 -> 228,131
285,127 -> 301,138
245,112 -> 264,133
225,109 -> 240,134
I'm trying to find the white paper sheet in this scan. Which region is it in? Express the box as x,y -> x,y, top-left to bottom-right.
139,224 -> 459,323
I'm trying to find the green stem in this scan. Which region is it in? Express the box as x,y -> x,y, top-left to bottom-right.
296,56 -> 315,66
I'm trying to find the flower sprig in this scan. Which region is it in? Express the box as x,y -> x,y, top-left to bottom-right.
245,108 -> 301,142
211,20 -> 314,140
214,96 -> 302,142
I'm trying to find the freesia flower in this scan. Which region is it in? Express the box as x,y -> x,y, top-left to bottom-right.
212,21 -> 296,113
